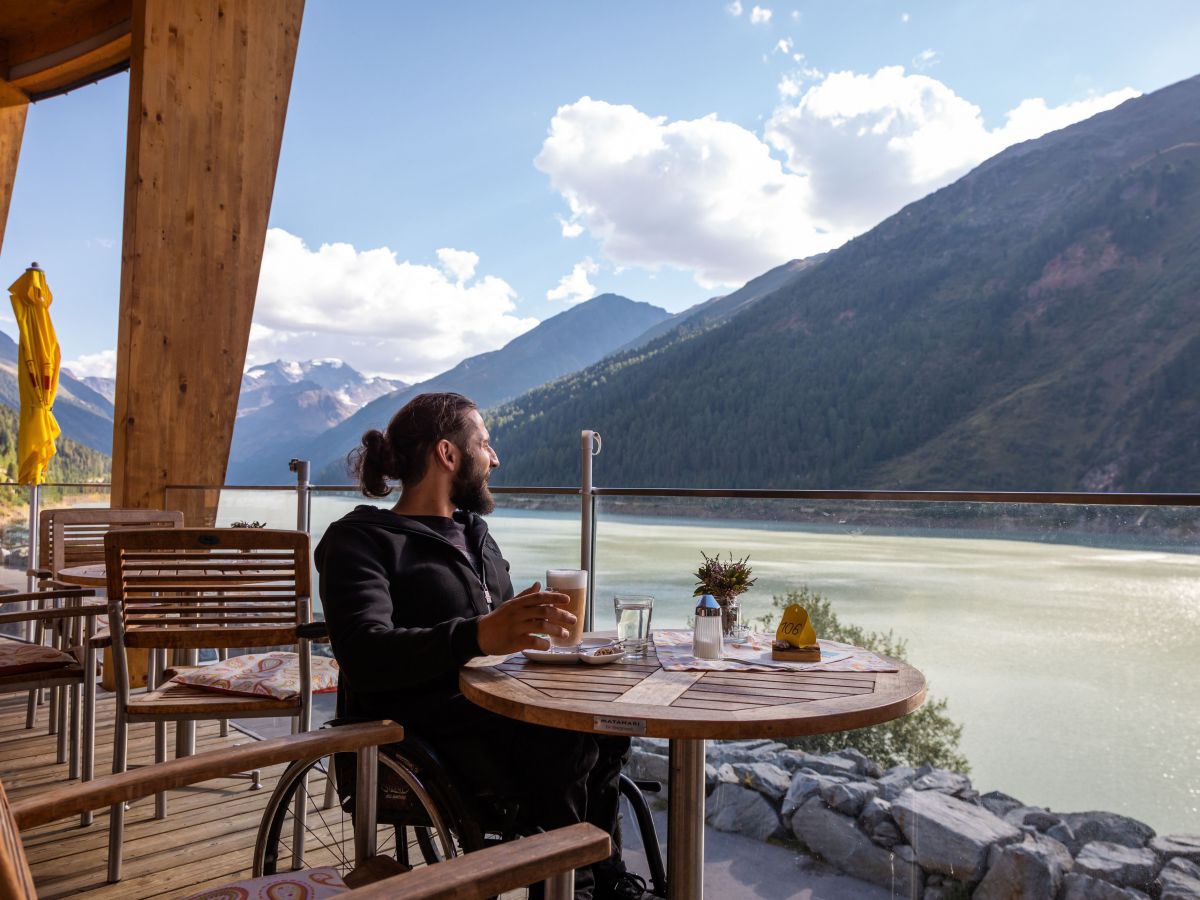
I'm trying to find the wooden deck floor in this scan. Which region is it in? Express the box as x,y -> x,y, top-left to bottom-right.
0,692 -> 381,899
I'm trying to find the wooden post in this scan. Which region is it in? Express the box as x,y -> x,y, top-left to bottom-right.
112,0 -> 304,522
0,80 -> 30,255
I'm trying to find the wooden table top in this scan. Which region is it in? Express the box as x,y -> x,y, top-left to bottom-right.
461,635 -> 927,741
55,564 -> 107,587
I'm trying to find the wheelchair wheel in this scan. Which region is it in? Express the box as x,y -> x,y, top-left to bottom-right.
252,752 -> 458,877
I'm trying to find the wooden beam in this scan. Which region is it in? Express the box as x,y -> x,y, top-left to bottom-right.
0,79 -> 28,256
112,0 -> 304,522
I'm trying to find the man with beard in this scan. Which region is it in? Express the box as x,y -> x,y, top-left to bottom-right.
315,392 -> 643,900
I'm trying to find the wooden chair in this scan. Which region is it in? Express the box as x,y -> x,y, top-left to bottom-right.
0,720 -> 609,900
0,592 -> 104,826
25,507 -> 185,734
103,527 -> 316,883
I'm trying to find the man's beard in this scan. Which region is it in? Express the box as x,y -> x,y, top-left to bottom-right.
451,453 -> 495,515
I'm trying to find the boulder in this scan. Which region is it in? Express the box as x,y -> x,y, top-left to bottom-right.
831,747 -> 885,778
861,797 -> 902,848
912,769 -> 974,798
892,788 -> 1022,881
776,750 -> 861,778
1061,873 -> 1151,899
980,790 -> 1025,819
1073,841 -> 1157,891
1047,823 -> 1077,847
1060,812 -> 1155,853
1152,835 -> 1200,865
1003,805 -> 1048,827
877,766 -> 918,801
717,761 -> 792,802
632,736 -> 668,753
1158,858 -> 1200,900
707,740 -> 787,766
821,779 -> 880,817
626,749 -> 668,785
704,763 -> 719,793
1024,811 -> 1064,833
790,797 -> 923,896
781,770 -> 846,818
705,783 -> 784,842
972,833 -> 1074,900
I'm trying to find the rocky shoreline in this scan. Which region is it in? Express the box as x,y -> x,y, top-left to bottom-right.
626,739 -> 1200,899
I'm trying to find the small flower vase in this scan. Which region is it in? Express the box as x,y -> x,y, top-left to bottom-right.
721,597 -> 746,641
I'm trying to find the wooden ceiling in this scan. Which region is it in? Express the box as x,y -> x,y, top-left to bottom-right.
0,0 -> 132,100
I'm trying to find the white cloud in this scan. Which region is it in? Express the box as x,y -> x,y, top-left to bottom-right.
750,5 -> 773,24
62,348 -> 116,379
435,247 -> 478,283
912,48 -> 939,70
536,74 -> 1137,290
726,1 -> 743,15
535,97 -> 846,288
251,229 -> 537,381
791,10 -> 801,21
765,66 -> 1138,232
775,38 -> 793,54
547,258 -> 600,304
557,215 -> 584,238
901,12 -> 911,23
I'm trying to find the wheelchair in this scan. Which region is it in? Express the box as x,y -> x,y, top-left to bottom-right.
251,720 -> 669,897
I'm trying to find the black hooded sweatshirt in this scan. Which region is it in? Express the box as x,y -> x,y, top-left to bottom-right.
314,505 -> 515,730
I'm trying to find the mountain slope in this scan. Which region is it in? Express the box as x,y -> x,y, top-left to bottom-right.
227,360 -> 406,483
304,293 -> 670,483
0,330 -> 115,454
617,256 -> 823,355
487,76 -> 1200,492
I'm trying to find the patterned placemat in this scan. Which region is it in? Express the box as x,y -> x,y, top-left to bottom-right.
652,629 -> 899,673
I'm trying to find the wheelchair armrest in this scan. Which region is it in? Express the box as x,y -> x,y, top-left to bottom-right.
298,621 -> 329,640
632,779 -> 662,794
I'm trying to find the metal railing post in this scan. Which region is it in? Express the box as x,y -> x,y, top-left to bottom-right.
289,459 -> 311,533
23,483 -> 40,640
580,431 -> 601,630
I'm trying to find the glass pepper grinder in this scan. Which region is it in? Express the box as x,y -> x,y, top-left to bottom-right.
693,593 -> 723,660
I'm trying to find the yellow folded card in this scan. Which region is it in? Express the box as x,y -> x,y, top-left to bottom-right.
776,604 -> 817,647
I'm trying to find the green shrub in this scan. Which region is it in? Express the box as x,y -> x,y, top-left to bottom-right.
754,587 -> 970,773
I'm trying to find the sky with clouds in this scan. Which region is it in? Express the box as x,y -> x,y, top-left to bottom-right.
1,1 -> 1198,381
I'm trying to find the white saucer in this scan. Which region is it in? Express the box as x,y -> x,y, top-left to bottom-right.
579,646 -> 626,665
522,648 -> 580,664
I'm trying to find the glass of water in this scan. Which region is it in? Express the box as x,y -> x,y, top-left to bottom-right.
613,595 -> 654,657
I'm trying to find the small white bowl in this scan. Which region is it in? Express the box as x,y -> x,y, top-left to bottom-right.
522,648 -> 580,664
579,647 -> 627,665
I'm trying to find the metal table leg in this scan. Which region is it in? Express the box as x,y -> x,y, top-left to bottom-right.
667,738 -> 705,900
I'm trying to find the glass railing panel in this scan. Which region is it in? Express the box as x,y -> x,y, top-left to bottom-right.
592,493 -> 1200,836
0,482 -> 113,597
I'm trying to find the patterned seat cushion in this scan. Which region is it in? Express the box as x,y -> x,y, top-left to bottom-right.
182,867 -> 348,899
0,638 -> 78,676
170,651 -> 339,700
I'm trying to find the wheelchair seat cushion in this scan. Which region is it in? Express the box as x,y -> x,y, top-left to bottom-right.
181,866 -> 348,899
170,651 -> 339,700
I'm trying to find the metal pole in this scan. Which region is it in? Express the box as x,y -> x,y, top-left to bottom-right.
24,483 -> 40,640
580,431 -> 600,631
289,459 -> 311,533
667,737 -> 706,900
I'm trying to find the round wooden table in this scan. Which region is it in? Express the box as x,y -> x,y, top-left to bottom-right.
55,563 -> 108,588
461,634 -> 926,900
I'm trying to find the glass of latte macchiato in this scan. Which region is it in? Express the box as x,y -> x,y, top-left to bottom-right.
545,568 -> 588,650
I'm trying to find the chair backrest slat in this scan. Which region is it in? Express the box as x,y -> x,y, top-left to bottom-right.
104,529 -> 311,657
48,508 -> 184,578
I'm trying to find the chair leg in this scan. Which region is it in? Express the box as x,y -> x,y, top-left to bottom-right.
107,714 -> 128,883
322,755 -> 337,809
55,685 -> 68,763
25,689 -> 37,729
81,644 -> 97,827
68,681 -> 81,780
154,722 -> 167,819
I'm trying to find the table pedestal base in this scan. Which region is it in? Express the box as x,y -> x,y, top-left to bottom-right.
667,737 -> 705,900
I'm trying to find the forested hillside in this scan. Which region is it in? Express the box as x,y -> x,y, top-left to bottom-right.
0,403 -> 110,517
487,76 -> 1200,492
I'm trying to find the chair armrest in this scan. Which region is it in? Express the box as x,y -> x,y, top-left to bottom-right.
297,621 -> 328,640
344,823 -> 610,900
0,600 -> 104,626
0,588 -> 96,606
12,720 -> 405,829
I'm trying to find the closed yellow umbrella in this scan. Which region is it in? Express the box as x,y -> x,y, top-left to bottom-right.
8,263 -> 62,485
